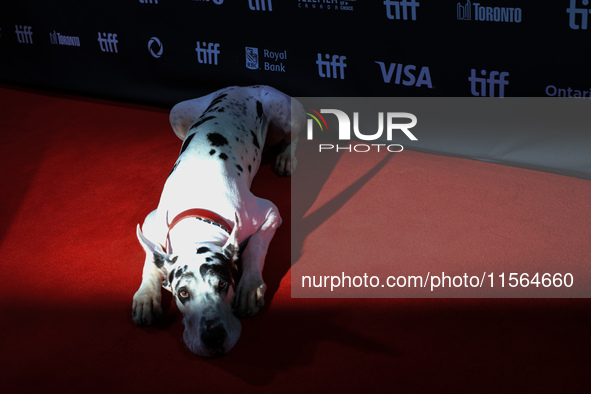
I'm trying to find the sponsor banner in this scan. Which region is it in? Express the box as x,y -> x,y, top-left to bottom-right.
49,31 -> 81,47
297,0 -> 356,12
15,25 -> 33,44
245,46 -> 288,72
291,97 -> 591,298
0,2 -> 590,106
457,0 -> 522,23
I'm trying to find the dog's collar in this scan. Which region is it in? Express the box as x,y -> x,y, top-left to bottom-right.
169,209 -> 233,234
165,209 -> 233,253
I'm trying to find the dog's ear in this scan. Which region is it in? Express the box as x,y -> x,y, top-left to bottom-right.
136,224 -> 178,269
222,214 -> 240,263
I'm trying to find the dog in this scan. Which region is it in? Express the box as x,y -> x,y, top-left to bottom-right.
131,86 -> 305,357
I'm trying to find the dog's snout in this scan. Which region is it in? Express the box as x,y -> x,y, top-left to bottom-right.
201,319 -> 226,350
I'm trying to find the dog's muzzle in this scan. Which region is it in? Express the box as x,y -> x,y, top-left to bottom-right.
182,314 -> 241,358
200,319 -> 226,351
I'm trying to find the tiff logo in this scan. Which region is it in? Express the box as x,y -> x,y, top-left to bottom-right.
249,0 -> 272,11
15,25 -> 33,44
384,0 -> 420,20
567,0 -> 591,29
469,69 -> 509,97
139,0 -> 158,3
98,33 -> 118,53
316,54 -> 347,79
457,0 -> 471,20
196,42 -> 220,65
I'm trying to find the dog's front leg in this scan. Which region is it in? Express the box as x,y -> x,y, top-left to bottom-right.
233,204 -> 282,318
132,212 -> 169,326
132,254 -> 165,326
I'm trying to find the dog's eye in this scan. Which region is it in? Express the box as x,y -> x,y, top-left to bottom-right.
218,281 -> 227,290
179,289 -> 190,299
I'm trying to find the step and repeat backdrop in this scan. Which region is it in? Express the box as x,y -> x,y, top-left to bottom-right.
1,1 -> 591,106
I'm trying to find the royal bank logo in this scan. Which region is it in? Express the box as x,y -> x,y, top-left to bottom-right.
249,0 -> 272,11
98,33 -> 118,53
196,42 -> 220,65
375,61 -> 433,89
469,69 -> 509,97
246,47 -> 287,72
245,47 -> 259,69
306,108 -> 417,153
567,0 -> 591,29
49,31 -> 81,47
297,0 -> 356,12
316,54 -> 347,79
457,1 -> 522,23
15,25 -> 33,44
148,37 -> 163,58
384,0 -> 420,21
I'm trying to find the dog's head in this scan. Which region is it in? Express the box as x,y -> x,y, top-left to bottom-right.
136,221 -> 241,358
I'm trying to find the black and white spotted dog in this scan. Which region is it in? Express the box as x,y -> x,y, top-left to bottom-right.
132,86 -> 304,357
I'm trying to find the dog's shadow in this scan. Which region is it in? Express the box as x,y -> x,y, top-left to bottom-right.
195,139 -> 403,382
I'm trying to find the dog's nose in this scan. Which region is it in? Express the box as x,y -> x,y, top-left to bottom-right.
201,319 -> 226,350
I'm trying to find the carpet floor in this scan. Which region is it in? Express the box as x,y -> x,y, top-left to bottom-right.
1,85 -> 589,393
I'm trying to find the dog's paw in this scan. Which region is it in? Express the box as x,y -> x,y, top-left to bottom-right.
233,273 -> 267,318
132,287 -> 163,326
274,152 -> 297,177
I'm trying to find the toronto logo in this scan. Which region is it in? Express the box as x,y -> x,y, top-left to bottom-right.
456,0 -> 522,23
49,30 -> 81,47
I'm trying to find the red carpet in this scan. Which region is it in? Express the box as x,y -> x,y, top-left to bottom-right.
291,139 -> 591,298
1,85 -> 590,393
